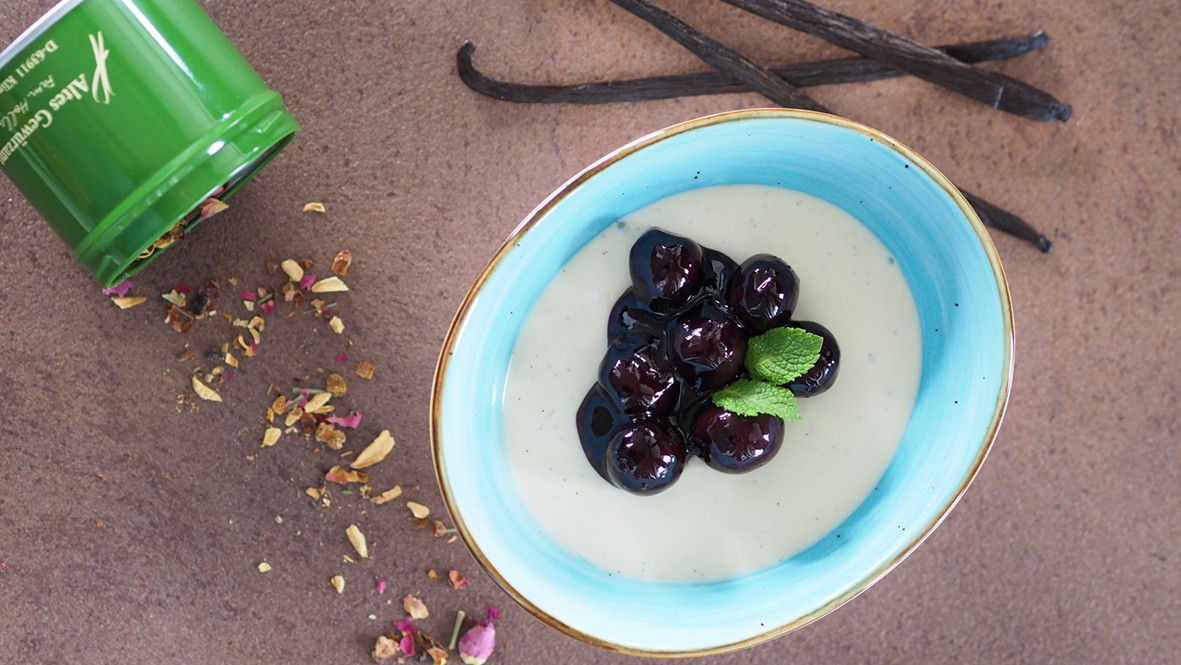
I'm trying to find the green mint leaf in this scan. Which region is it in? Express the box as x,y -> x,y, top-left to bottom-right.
745,327 -> 824,385
711,379 -> 801,421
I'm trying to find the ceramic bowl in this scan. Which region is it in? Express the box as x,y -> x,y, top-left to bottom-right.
431,109 -> 1012,656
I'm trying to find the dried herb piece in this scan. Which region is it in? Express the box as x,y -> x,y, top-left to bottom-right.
356,362 -> 376,379
329,316 -> 345,334
721,0 -> 1070,121
406,501 -> 430,519
606,0 -> 828,112
325,373 -> 348,396
111,296 -> 147,309
257,561 -> 272,573
303,202 -> 327,213
261,427 -> 281,447
372,486 -> 403,504
457,32 -> 1050,104
280,259 -> 304,282
311,276 -> 349,293
372,634 -> 399,661
330,574 -> 346,593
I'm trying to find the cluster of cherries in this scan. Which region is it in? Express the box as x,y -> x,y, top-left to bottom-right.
576,229 -> 840,495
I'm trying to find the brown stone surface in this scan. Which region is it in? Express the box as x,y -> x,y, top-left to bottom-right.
1,1 -> 1177,663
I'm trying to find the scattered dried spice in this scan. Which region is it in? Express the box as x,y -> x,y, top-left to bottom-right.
261,427 -> 281,447
326,465 -> 369,485
325,373 -> 347,396
371,486 -> 403,505
356,361 -> 376,379
372,634 -> 398,662
280,259 -> 304,282
191,375 -> 222,402
330,574 -> 346,593
352,430 -> 395,469
304,391 -> 333,413
346,524 -> 369,559
327,411 -> 363,429
311,276 -> 349,293
448,569 -> 469,590
448,611 -> 467,650
376,579 -> 388,594
111,296 -> 147,309
305,486 -> 326,500
332,250 -> 353,276
199,198 -> 229,219
407,501 -> 430,520
177,348 -> 196,362
393,619 -> 417,657
427,569 -> 440,582
403,594 -> 430,619
427,645 -> 449,665
328,315 -> 345,335
257,561 -> 272,573
303,202 -> 326,213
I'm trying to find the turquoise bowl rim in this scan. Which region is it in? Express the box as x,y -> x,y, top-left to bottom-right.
431,108 -> 1013,657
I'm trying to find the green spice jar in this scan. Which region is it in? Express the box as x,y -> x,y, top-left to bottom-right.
0,0 -> 299,287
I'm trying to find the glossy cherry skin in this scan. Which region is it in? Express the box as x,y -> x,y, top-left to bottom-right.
785,320 -> 840,397
599,338 -> 679,417
699,247 -> 739,297
576,385 -> 627,481
691,406 -> 785,473
603,420 -> 687,494
727,254 -> 799,334
607,287 -> 663,343
666,300 -> 747,390
629,229 -> 704,312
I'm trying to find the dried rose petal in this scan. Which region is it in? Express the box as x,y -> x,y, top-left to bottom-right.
352,430 -> 395,469
111,296 -> 146,309
336,353 -> 348,363
239,290 -> 256,302
448,569 -> 468,590
327,411 -> 362,429
393,619 -> 417,657
259,300 -> 276,314
458,608 -> 498,665
427,646 -> 448,665
102,279 -> 134,297
298,273 -> 317,291
346,524 -> 369,559
311,276 -> 348,293
403,594 -> 429,619
376,579 -> 388,594
191,376 -> 222,402
371,486 -> 402,505
200,198 -> 229,219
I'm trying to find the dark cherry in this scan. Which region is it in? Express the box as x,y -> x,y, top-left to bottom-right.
786,320 -> 840,397
576,385 -> 627,481
604,420 -> 687,494
667,300 -> 747,390
607,287 -> 662,343
699,247 -> 739,297
629,229 -> 704,312
599,338 -> 679,417
727,254 -> 799,334
691,406 -> 785,473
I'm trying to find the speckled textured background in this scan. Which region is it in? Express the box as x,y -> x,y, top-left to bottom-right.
0,1 -> 1177,663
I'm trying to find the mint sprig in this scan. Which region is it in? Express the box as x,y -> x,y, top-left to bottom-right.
712,380 -> 802,421
710,325 -> 824,420
745,327 -> 823,385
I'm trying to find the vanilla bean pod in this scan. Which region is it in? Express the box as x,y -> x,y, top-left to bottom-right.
457,32 -> 1049,104
605,0 -> 830,112
721,0 -> 1070,121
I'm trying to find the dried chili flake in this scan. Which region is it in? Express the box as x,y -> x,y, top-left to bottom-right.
403,594 -> 429,619
448,569 -> 468,590
102,279 -> 134,297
